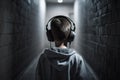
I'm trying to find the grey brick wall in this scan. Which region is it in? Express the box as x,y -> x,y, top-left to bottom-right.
75,0 -> 120,80
0,0 -> 45,80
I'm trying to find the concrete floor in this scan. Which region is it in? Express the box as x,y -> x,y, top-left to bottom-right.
18,56 -> 40,80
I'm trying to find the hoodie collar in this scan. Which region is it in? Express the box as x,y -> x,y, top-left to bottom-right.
44,47 -> 75,60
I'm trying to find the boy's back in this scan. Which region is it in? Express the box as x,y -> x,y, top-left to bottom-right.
36,47 -> 96,80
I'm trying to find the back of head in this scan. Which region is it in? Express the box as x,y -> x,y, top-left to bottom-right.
51,17 -> 71,43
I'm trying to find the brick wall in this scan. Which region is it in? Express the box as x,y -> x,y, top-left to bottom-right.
75,0 -> 120,80
0,0 -> 45,80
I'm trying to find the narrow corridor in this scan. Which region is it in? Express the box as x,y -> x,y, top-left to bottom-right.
0,0 -> 120,80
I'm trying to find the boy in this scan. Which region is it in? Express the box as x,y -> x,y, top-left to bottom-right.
36,15 -> 97,80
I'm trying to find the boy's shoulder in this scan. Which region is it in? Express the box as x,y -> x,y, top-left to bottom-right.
67,49 -> 84,63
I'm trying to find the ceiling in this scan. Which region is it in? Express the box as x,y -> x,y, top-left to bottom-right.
46,0 -> 75,3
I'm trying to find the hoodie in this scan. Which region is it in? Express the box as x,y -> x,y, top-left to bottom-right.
36,47 -> 97,80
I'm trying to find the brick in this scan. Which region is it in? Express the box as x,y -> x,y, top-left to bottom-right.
97,1 -> 101,10
99,35 -> 108,45
105,13 -> 111,24
0,55 -> 13,80
0,45 -> 12,60
101,6 -> 108,15
106,35 -> 120,48
116,22 -> 120,35
107,3 -> 112,12
0,34 -> 12,46
100,14 -> 106,26
0,22 -> 13,33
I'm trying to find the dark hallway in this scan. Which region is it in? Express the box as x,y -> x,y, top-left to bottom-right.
0,0 -> 120,80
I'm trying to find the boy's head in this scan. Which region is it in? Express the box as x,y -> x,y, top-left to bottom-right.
46,15 -> 76,47
51,16 -> 71,42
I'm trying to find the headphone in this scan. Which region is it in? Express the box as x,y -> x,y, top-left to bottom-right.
46,15 -> 76,43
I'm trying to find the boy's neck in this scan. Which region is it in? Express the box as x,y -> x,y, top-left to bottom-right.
55,41 -> 67,48
59,44 -> 67,48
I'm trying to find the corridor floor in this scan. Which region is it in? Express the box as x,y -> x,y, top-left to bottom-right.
17,55 -> 40,80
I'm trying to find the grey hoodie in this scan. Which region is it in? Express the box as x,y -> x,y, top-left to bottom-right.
36,47 -> 97,80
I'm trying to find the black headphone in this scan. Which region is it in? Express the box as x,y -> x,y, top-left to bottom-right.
46,15 -> 76,43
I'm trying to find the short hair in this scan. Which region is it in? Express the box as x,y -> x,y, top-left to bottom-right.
51,17 -> 71,42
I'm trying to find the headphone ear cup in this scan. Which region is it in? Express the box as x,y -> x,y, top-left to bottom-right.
46,30 -> 54,42
67,31 -> 76,42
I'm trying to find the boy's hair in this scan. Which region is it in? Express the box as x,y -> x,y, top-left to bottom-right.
51,17 -> 71,42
